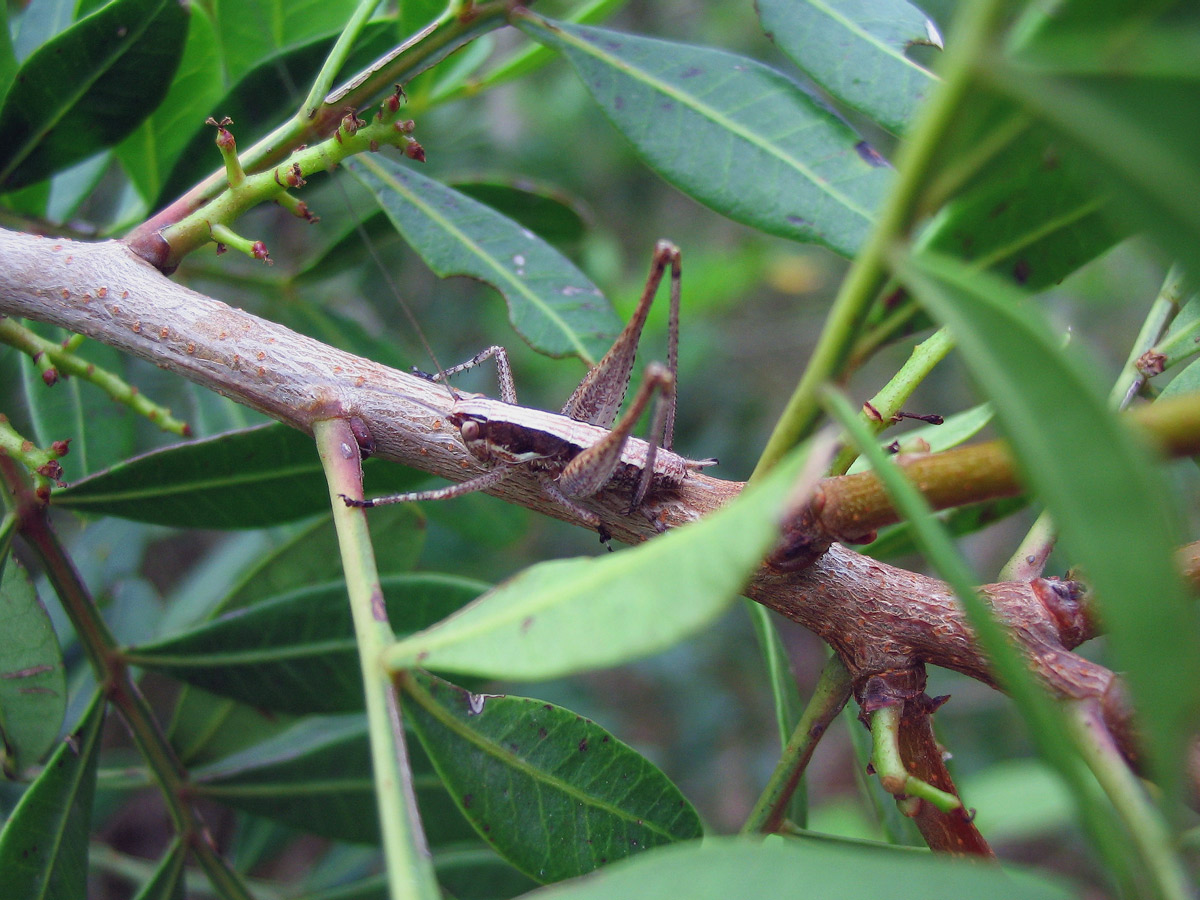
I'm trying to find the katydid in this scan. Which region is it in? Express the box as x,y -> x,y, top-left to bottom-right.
343,241 -> 716,539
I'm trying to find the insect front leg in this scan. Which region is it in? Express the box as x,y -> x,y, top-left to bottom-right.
342,465 -> 512,508
429,345 -> 519,404
556,361 -> 675,511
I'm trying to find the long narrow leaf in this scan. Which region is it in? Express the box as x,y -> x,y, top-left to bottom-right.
130,574 -> 487,713
0,0 -> 187,190
899,249 -> 1200,805
756,0 -> 941,134
0,692 -> 105,900
401,670 -> 702,883
347,155 -> 620,362
517,16 -> 891,258
384,445 -> 814,680
55,423 -> 427,529
191,714 -> 477,846
0,557 -> 66,777
526,835 -> 1073,900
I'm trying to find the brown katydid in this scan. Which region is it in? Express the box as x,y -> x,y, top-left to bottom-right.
342,240 -> 717,541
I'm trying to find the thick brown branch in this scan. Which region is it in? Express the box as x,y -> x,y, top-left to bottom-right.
0,230 -> 1142,733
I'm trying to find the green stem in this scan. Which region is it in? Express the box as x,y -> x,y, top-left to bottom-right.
828,327 -> 955,475
1067,700 -> 1195,900
821,385 -> 1142,889
314,418 -> 439,900
742,655 -> 853,834
126,3 -> 512,261
428,0 -> 628,106
751,0 -> 1011,480
747,600 -> 803,750
868,705 -> 961,816
1002,264 -> 1187,581
0,319 -> 188,435
1111,263 -> 1187,408
0,457 -> 253,900
302,0 -> 390,114
160,101 -> 419,262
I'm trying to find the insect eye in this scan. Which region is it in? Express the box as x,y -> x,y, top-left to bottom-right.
460,420 -> 481,442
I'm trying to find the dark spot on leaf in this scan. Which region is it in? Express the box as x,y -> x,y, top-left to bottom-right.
786,215 -> 811,228
602,736 -> 610,743
614,96 -> 624,110
538,727 -> 548,739
603,40 -> 622,50
544,704 -> 553,711
1013,258 -> 1031,284
855,141 -> 889,168
680,66 -> 703,78
509,743 -> 519,753
989,200 -> 1009,219
660,102 -> 675,113
600,857 -> 608,864
521,616 -> 534,633
578,738 -> 589,752
483,823 -> 491,832
463,794 -> 473,808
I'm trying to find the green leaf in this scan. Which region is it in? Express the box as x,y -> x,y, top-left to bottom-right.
116,5 -> 224,205
130,839 -> 186,900
20,337 -> 138,478
990,13 -> 1200,281
922,124 -> 1122,291
400,670 -> 702,883
155,21 -> 397,206
213,504 -> 426,616
847,402 -> 994,474
518,17 -> 891,258
0,556 -> 66,777
346,155 -> 620,363
385,445 -> 812,680
54,422 -> 428,529
191,714 -> 477,846
524,835 -> 1074,900
899,249 -> 1200,802
1162,359 -> 1200,401
129,574 -> 487,713
452,178 -> 590,247
167,686 -> 299,768
0,4 -> 16,107
0,692 -> 105,900
211,0 -> 367,86
756,0 -> 941,134
0,0 -> 189,191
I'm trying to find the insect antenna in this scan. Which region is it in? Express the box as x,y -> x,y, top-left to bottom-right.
328,174 -> 455,402
252,10 -> 455,403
